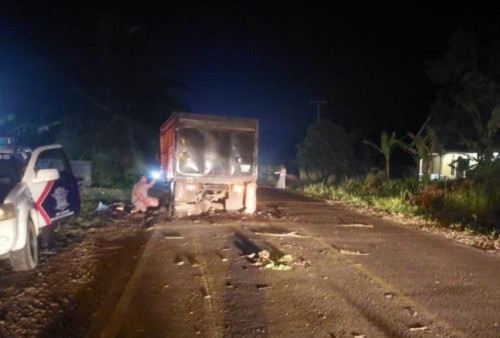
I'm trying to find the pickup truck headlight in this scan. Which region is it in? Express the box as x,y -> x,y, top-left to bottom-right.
0,203 -> 16,221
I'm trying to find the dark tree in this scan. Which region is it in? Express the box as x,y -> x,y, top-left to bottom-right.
428,25 -> 500,165
297,120 -> 353,183
1,3 -> 187,186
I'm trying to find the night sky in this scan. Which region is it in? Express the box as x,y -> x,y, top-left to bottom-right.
0,1 -> 497,170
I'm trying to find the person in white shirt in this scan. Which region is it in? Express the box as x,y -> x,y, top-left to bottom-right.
275,165 -> 286,189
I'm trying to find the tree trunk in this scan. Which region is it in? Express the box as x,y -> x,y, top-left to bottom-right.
422,157 -> 431,185
385,156 -> 390,180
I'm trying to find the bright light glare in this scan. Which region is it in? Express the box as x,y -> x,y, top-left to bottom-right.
186,184 -> 197,191
205,160 -> 212,174
240,164 -> 251,172
186,159 -> 199,172
150,170 -> 161,179
232,184 -> 244,193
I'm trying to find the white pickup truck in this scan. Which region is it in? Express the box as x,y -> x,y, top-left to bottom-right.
0,140 -> 80,271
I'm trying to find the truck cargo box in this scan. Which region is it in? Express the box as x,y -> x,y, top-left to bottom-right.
160,112 -> 258,216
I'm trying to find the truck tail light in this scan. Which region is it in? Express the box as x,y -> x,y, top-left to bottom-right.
232,184 -> 244,193
186,183 -> 197,191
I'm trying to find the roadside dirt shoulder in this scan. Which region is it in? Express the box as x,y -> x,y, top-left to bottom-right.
0,210 -> 151,337
321,199 -> 500,256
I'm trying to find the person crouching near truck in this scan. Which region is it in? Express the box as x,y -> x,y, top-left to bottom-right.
131,174 -> 159,213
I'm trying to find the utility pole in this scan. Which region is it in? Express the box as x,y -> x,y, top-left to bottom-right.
310,100 -> 327,121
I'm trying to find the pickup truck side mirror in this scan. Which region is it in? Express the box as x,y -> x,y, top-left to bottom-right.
32,168 -> 60,183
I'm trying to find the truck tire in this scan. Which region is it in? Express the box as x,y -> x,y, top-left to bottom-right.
10,219 -> 38,271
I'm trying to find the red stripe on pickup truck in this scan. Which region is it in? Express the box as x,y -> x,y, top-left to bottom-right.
35,181 -> 54,225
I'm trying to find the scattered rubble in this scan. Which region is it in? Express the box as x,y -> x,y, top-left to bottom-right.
246,250 -> 309,271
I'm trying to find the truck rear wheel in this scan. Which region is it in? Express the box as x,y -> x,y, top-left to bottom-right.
10,219 -> 38,271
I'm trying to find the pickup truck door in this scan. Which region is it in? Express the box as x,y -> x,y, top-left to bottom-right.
26,145 -> 81,227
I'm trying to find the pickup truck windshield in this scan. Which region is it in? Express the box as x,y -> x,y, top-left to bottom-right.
0,156 -> 24,185
177,128 -> 255,176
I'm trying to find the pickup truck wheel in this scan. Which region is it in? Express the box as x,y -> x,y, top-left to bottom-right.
10,219 -> 38,271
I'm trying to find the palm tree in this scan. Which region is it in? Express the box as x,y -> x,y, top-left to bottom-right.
363,131 -> 398,180
400,127 -> 442,184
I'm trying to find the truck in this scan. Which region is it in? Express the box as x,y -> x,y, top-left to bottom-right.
0,138 -> 81,271
160,112 -> 258,217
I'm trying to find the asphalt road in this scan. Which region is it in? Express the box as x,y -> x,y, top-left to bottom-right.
89,188 -> 500,337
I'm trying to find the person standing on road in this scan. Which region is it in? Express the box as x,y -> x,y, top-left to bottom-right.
275,165 -> 286,189
131,174 -> 159,213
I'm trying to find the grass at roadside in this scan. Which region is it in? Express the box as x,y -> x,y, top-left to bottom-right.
296,178 -> 500,253
79,186 -> 130,214
298,175 -> 422,217
296,173 -> 500,238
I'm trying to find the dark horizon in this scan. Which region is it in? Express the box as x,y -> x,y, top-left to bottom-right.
1,1 -> 498,171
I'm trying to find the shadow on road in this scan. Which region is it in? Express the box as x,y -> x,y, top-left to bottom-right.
224,230 -> 268,336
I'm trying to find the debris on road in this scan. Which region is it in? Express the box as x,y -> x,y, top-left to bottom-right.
351,332 -> 366,338
215,250 -> 228,261
186,254 -> 201,267
339,223 -> 373,228
254,230 -> 309,238
164,232 -> 184,239
248,250 -> 303,271
339,249 -> 370,256
95,201 -> 128,213
409,324 -> 428,331
256,284 -> 270,290
96,201 -> 109,212
403,306 -> 418,317
174,254 -> 184,265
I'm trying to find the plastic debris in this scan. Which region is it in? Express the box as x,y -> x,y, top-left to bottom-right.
96,201 -> 109,212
